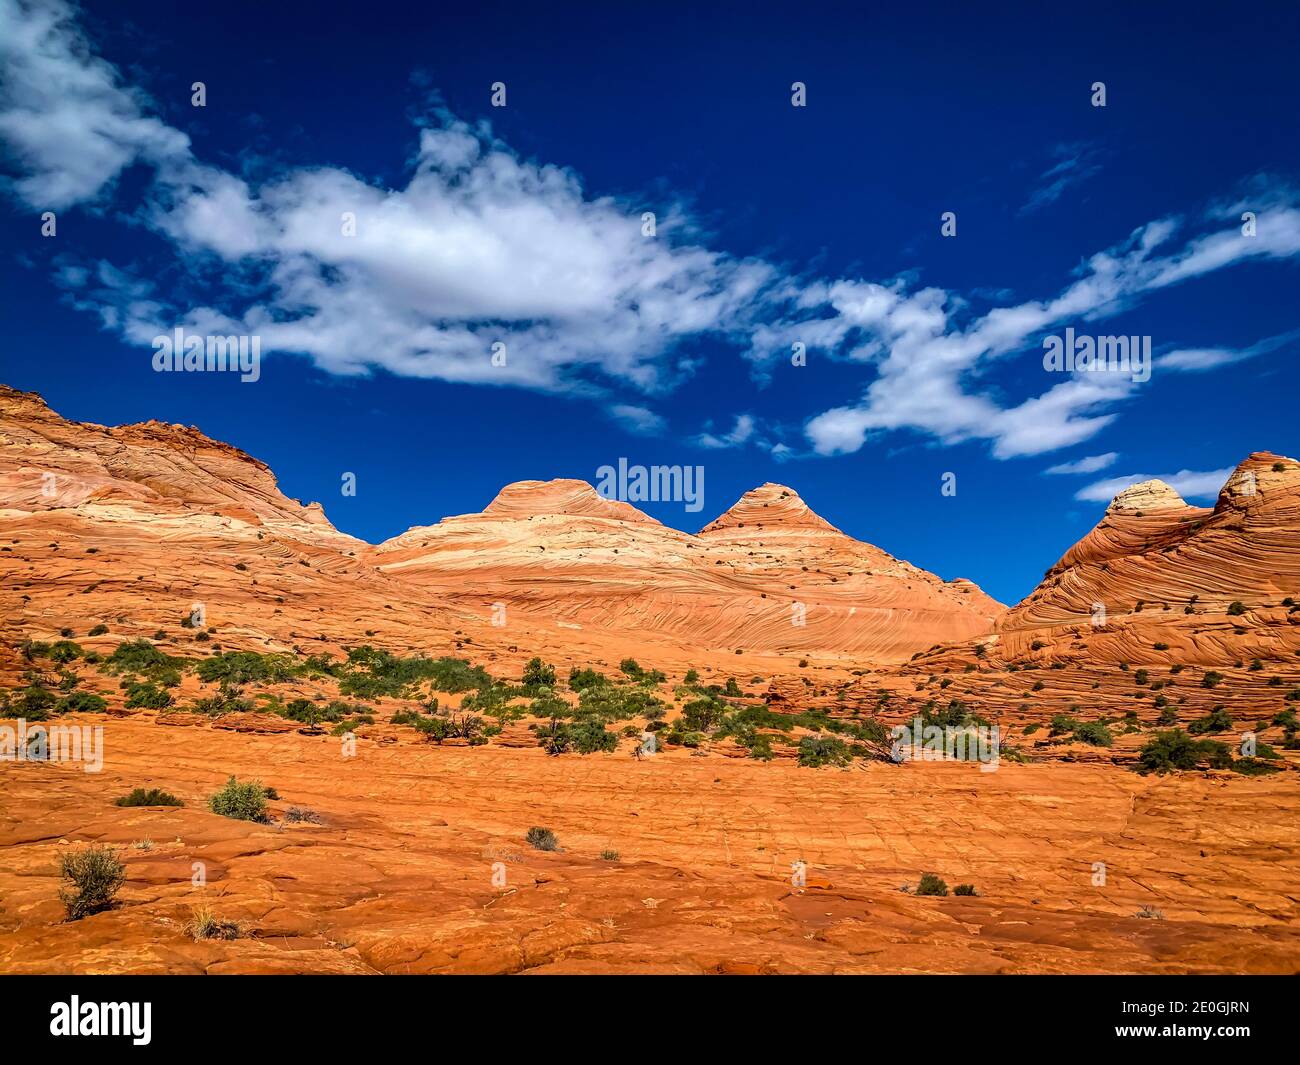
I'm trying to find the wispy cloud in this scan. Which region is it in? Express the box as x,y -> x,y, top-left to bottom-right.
2,0 -> 1299,467
695,413 -> 757,449
1074,467 -> 1233,503
1019,142 -> 1104,215
1157,327 -> 1300,372
1044,452 -> 1119,475
609,404 -> 666,436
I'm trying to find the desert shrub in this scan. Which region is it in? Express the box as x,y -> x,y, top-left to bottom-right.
1156,706 -> 1179,726
1048,713 -> 1080,737
196,651 -> 298,686
521,657 -> 557,689
576,683 -> 664,723
284,807 -> 322,824
1187,706 -> 1233,735
600,849 -> 620,861
186,906 -> 241,940
1133,669 -> 1149,686
105,639 -> 177,677
953,883 -> 977,896
1072,721 -> 1113,747
916,873 -> 949,897
618,658 -> 642,678
124,682 -> 172,710
208,776 -> 270,822
48,640 -> 84,665
798,734 -> 851,768
568,667 -> 606,691
681,696 -> 728,733
1227,601 -> 1246,616
1231,757 -> 1281,776
526,827 -> 559,851
188,685 -> 253,716
10,684 -> 55,720
568,717 -> 617,754
1135,731 -> 1232,774
920,699 -> 972,729
337,647 -> 490,699
59,845 -> 125,920
417,716 -> 456,743
116,787 -> 183,807
88,624 -> 109,637
683,669 -> 699,684
1201,671 -> 1224,689
53,691 -> 105,717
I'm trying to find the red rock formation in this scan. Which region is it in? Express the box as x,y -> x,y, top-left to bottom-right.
374,479 -> 1002,664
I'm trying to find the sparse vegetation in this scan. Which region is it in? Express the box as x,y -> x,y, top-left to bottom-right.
59,845 -> 125,920
116,787 -> 183,807
916,872 -> 949,897
1187,706 -> 1233,735
526,826 -> 559,851
186,906 -> 242,940
1135,730 -> 1233,774
208,776 -> 270,822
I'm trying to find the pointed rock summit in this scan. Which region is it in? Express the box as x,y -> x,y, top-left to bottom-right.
1106,478 -> 1188,514
1217,451 -> 1299,510
699,483 -> 840,535
481,478 -> 661,524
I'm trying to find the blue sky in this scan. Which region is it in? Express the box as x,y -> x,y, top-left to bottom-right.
1,0 -> 1298,605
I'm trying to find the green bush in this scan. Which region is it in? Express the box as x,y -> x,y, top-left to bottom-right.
208,776 -> 270,822
48,640 -> 84,665
798,734 -> 851,768
57,691 -> 107,714
953,883 -> 977,896
568,667 -> 606,691
1227,601 -> 1246,616
124,682 -> 172,710
1136,731 -> 1233,774
1187,706 -> 1233,735
1049,713 -> 1080,737
1231,758 -> 1282,776
1072,721 -> 1113,747
526,827 -> 559,851
195,651 -> 298,686
1201,671 -> 1224,689
11,685 -> 56,719
59,845 -> 125,920
88,624 -> 109,637
521,656 -> 557,689
916,873 -> 949,897
116,787 -> 183,807
105,639 -> 176,676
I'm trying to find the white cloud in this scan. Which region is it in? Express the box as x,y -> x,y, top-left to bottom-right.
0,0 -> 188,208
609,404 -> 666,436
794,197 -> 1300,459
1044,452 -> 1119,475
1075,468 -> 1233,503
3,0 -> 1300,468
695,413 -> 757,449
1157,327 -> 1300,372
